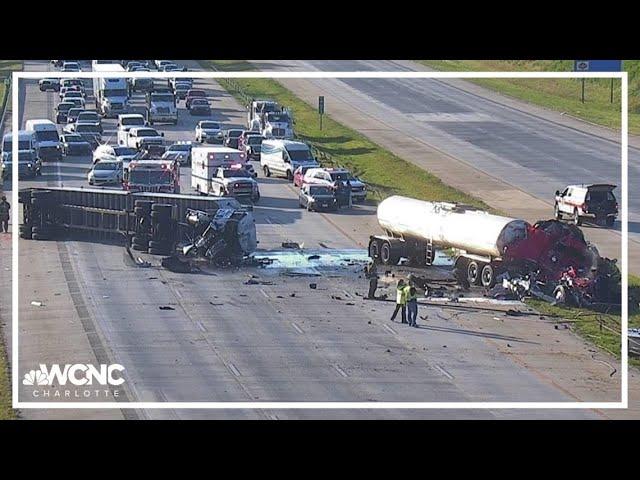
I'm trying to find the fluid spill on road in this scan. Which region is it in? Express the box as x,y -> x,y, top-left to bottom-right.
253,248 -> 370,276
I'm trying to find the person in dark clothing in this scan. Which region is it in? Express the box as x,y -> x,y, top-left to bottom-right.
345,179 -> 353,209
335,180 -> 351,209
407,286 -> 418,327
0,196 -> 10,233
364,260 -> 378,299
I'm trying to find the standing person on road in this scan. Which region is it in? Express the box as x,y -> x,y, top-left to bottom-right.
0,196 -> 10,233
345,179 -> 353,209
364,260 -> 379,299
407,286 -> 418,327
390,279 -> 407,323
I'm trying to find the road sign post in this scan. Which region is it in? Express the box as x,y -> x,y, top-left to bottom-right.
318,96 -> 325,131
573,60 -> 623,104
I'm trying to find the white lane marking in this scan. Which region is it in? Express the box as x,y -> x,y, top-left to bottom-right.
291,322 -> 304,334
383,324 -> 397,335
434,364 -> 454,380
194,319 -> 207,333
334,365 -> 348,378
227,362 -> 241,377
268,413 -> 279,420
260,288 -> 269,299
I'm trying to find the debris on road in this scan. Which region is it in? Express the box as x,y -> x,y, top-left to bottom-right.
30,301 -> 43,307
309,283 -> 317,289
159,306 -> 175,311
282,241 -> 302,249
307,254 -> 321,260
162,255 -> 198,274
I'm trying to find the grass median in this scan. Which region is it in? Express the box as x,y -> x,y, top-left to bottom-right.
206,59 -> 637,365
419,60 -> 639,135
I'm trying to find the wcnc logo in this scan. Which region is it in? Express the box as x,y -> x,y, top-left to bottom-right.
23,364 -> 125,387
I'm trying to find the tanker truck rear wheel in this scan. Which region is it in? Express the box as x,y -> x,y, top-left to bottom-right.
380,241 -> 399,266
368,238 -> 380,261
467,261 -> 481,286
480,264 -> 495,288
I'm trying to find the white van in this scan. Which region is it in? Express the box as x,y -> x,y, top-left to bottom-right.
2,131 -> 36,161
25,119 -> 62,161
117,114 -> 147,145
260,139 -> 318,181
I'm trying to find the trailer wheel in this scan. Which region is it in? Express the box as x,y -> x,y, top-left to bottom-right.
480,263 -> 495,288
19,226 -> 32,240
368,238 -> 380,260
467,261 -> 481,286
380,241 -> 399,266
149,247 -> 171,256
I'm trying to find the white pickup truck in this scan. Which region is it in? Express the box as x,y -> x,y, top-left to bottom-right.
210,166 -> 260,203
126,127 -> 165,151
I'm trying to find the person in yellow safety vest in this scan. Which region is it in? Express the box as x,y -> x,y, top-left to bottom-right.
390,279 -> 407,324
406,286 -> 418,327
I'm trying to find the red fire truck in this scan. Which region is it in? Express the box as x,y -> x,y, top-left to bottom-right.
123,159 -> 181,193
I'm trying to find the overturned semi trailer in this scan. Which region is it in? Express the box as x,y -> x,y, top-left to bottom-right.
18,186 -> 257,259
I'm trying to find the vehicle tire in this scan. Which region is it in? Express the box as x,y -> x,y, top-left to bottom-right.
480,263 -> 495,288
380,241 -> 399,266
32,232 -> 51,241
252,194 -> 260,203
307,204 -> 313,212
368,238 -> 380,260
131,235 -> 148,245
554,203 -> 562,220
467,261 -> 481,286
151,203 -> 172,214
151,211 -> 171,222
132,243 -> 148,252
19,225 -> 32,239
573,209 -> 582,226
149,247 -> 171,256
263,165 -> 271,177
286,170 -> 294,182
606,216 -> 615,227
149,240 -> 170,250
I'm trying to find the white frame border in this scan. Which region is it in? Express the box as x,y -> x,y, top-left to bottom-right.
12,69 -> 629,410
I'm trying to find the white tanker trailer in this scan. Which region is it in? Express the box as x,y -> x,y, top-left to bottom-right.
369,196 -> 531,287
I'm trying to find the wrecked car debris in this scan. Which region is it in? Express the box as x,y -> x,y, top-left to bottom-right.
180,207 -> 257,266
282,241 -> 302,249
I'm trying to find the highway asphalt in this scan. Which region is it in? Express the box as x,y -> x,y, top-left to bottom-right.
0,59 -> 629,419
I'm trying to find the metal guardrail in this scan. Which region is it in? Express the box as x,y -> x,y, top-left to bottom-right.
217,76 -> 385,200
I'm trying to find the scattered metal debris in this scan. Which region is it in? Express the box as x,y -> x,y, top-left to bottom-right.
282,241 -> 302,249
159,306 -> 175,311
